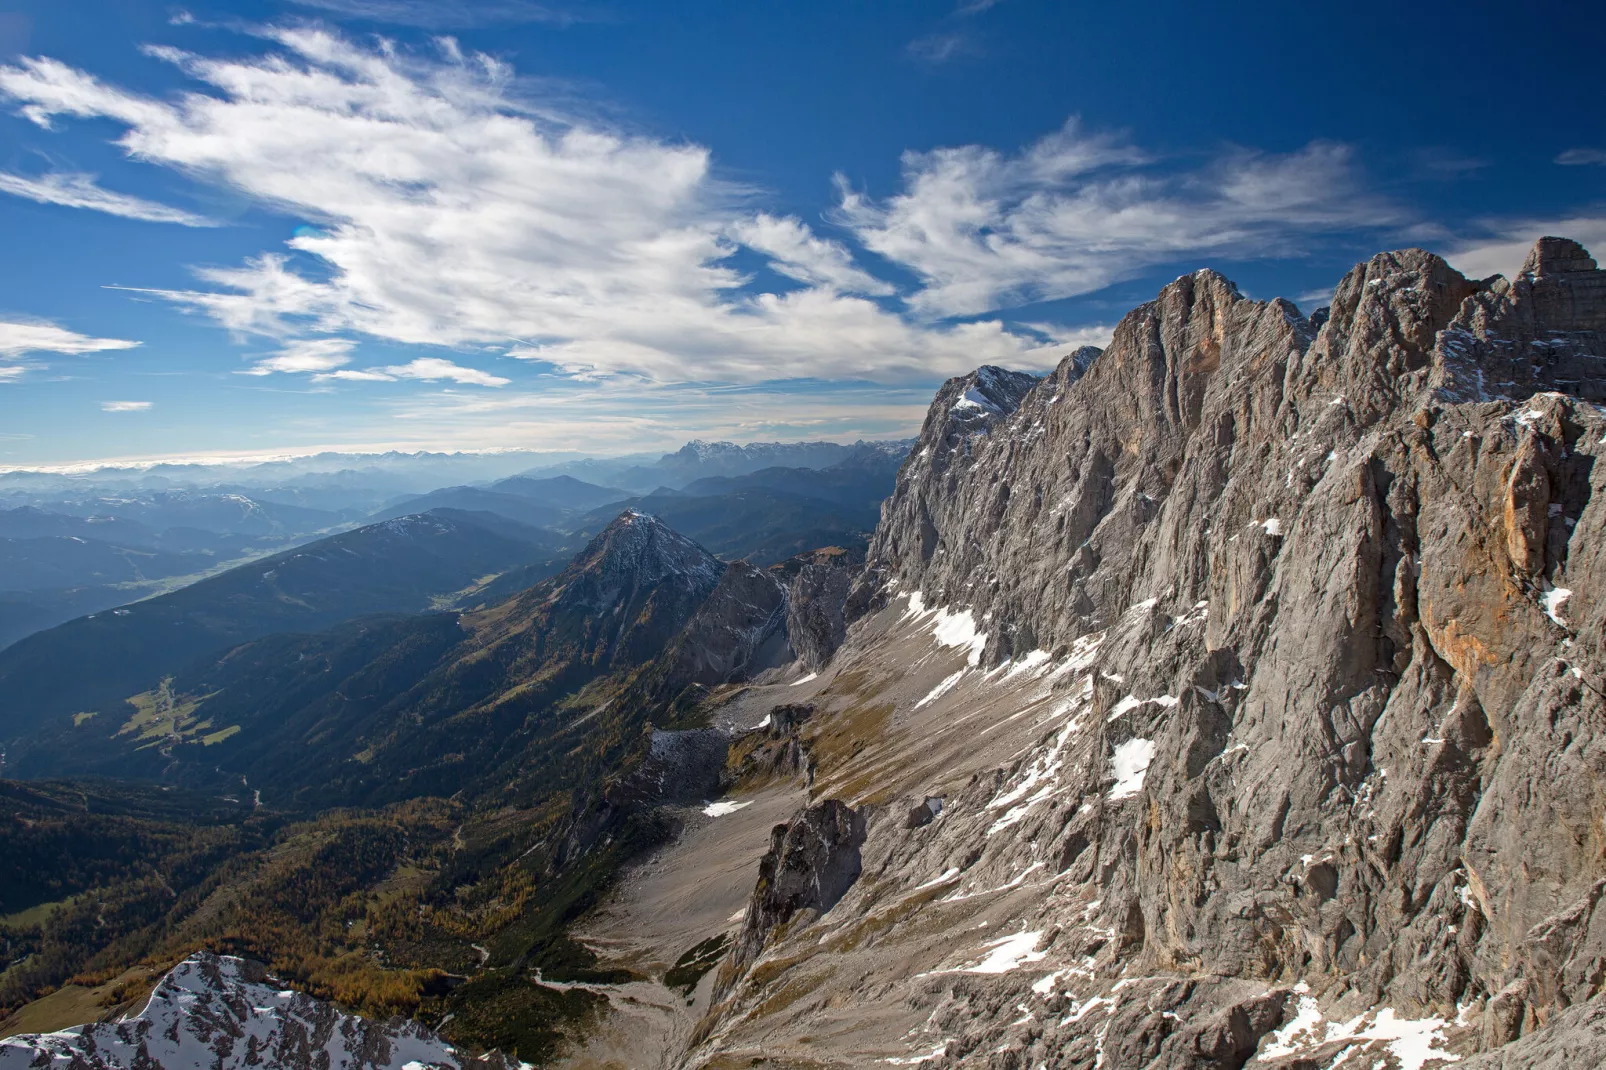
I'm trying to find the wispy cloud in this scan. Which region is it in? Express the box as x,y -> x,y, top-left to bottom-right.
907,33 -> 970,64
728,213 -> 895,295
0,170 -> 215,225
0,320 -> 140,357
835,120 -> 1400,317
286,0 -> 580,28
101,400 -> 152,411
0,30 -> 1423,401
1444,217 -> 1606,280
907,0 -> 1003,64
241,338 -> 357,376
1556,148 -> 1606,167
319,357 -> 511,386
0,30 -> 1066,385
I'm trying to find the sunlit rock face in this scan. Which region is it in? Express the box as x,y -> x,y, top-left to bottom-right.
688,239 -> 1606,1068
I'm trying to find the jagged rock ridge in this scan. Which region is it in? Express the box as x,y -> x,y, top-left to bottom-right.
689,239 -> 1606,1068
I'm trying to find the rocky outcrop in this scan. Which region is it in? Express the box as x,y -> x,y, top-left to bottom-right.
616,727 -> 732,805
1461,993 -> 1606,1069
692,239 -> 1606,1068
655,560 -> 790,688
777,547 -> 862,670
724,800 -> 866,983
0,953 -> 514,1070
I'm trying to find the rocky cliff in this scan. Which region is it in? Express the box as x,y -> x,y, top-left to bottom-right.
682,238 -> 1606,1068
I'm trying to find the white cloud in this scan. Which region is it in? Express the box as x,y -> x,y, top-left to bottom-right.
1444,218 -> 1606,281
0,364 -> 30,381
0,320 -> 141,357
242,338 -> 356,375
728,213 -> 894,295
317,368 -> 398,382
1017,322 -> 1115,350
375,378 -> 935,453
311,356 -> 509,385
1556,148 -> 1606,167
0,171 -> 215,225
101,400 -> 152,411
835,123 -> 1400,317
378,357 -> 510,386
0,32 -> 1417,396
0,32 -> 1066,384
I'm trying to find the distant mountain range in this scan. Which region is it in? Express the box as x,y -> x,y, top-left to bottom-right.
0,509 -> 562,747
370,474 -> 630,530
0,441 -> 911,655
532,438 -> 911,493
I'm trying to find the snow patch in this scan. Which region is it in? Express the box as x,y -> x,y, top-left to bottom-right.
964,931 -> 1046,974
932,607 -> 988,666
917,669 -> 967,709
1542,586 -> 1572,626
1260,995 -> 1462,1070
790,671 -> 819,686
1108,738 -> 1156,800
1003,649 -> 1053,678
701,800 -> 752,817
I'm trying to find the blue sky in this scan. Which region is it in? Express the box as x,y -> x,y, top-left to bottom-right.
0,0 -> 1602,469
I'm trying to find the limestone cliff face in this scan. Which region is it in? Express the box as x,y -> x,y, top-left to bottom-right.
694,240 -> 1606,1069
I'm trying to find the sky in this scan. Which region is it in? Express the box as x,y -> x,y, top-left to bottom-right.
0,0 -> 1602,469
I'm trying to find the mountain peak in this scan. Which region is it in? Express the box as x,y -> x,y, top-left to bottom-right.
568,509 -> 723,593
1522,235 -> 1597,276
0,951 -> 510,1070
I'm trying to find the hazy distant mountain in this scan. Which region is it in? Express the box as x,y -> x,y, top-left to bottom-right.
521,438 -> 912,493
374,475 -> 628,530
6,511 -> 724,802
41,491 -> 348,537
485,474 -> 629,511
570,486 -> 880,564
370,486 -> 569,529
0,506 -> 158,546
677,445 -> 905,507
0,510 -> 563,745
0,536 -> 213,591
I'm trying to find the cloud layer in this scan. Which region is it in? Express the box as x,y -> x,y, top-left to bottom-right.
0,29 -> 1424,394
0,31 -> 1065,386
835,124 -> 1401,317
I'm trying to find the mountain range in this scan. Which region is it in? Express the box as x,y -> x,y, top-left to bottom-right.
1,238 -> 1603,1069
